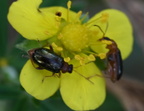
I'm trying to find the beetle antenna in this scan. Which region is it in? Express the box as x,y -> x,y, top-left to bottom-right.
22,54 -> 29,58
105,22 -> 109,36
94,22 -> 109,37
94,25 -> 105,36
73,70 -> 94,84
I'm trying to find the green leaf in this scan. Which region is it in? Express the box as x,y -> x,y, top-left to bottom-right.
7,93 -> 41,111
0,85 -> 21,99
96,91 -> 125,111
41,98 -> 73,111
40,0 -> 69,8
0,0 -> 9,57
15,40 -> 48,52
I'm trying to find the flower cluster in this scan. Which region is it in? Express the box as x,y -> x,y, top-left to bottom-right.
8,0 -> 133,110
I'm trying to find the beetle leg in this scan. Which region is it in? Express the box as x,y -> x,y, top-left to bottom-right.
73,70 -> 94,84
35,66 -> 44,70
28,55 -> 44,70
42,73 -> 55,83
51,72 -> 61,77
30,58 -> 44,70
57,72 -> 61,77
42,72 -> 61,83
49,45 -> 54,51
86,73 -> 110,80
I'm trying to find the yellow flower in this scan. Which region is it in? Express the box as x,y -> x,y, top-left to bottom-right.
8,0 -> 133,110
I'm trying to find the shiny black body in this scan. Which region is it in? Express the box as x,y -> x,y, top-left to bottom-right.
28,48 -> 73,74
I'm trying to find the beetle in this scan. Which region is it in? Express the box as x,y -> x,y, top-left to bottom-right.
99,37 -> 123,82
28,47 -> 73,77
92,24 -> 123,82
27,46 -> 93,83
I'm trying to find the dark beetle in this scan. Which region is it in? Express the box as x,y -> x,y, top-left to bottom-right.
99,37 -> 123,82
93,24 -> 123,82
27,47 -> 94,84
28,47 -> 73,75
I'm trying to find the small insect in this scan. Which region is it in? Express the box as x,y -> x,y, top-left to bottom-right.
28,46 -> 73,76
94,24 -> 123,82
28,46 -> 93,83
99,37 -> 123,82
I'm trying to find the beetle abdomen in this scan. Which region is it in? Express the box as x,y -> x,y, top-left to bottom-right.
32,48 -> 64,73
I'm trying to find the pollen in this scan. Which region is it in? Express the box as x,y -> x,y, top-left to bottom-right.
101,12 -> 109,23
101,39 -> 112,45
64,57 -> 71,62
88,54 -> 96,61
74,55 -> 85,65
57,47 -> 63,51
75,55 -> 84,60
67,1 -> 72,22
60,24 -> 89,52
52,42 -> 63,51
77,11 -> 82,18
97,53 -> 106,59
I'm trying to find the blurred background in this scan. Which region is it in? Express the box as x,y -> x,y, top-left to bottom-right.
0,0 -> 144,111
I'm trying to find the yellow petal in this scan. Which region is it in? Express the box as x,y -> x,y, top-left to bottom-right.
88,9 -> 133,59
20,60 -> 60,100
41,6 -> 80,23
8,0 -> 60,40
60,61 -> 106,110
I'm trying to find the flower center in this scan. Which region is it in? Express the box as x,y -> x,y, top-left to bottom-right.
59,24 -> 89,52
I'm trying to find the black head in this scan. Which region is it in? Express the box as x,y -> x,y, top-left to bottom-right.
61,62 -> 73,73
103,37 -> 111,41
67,64 -> 73,73
99,37 -> 111,41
